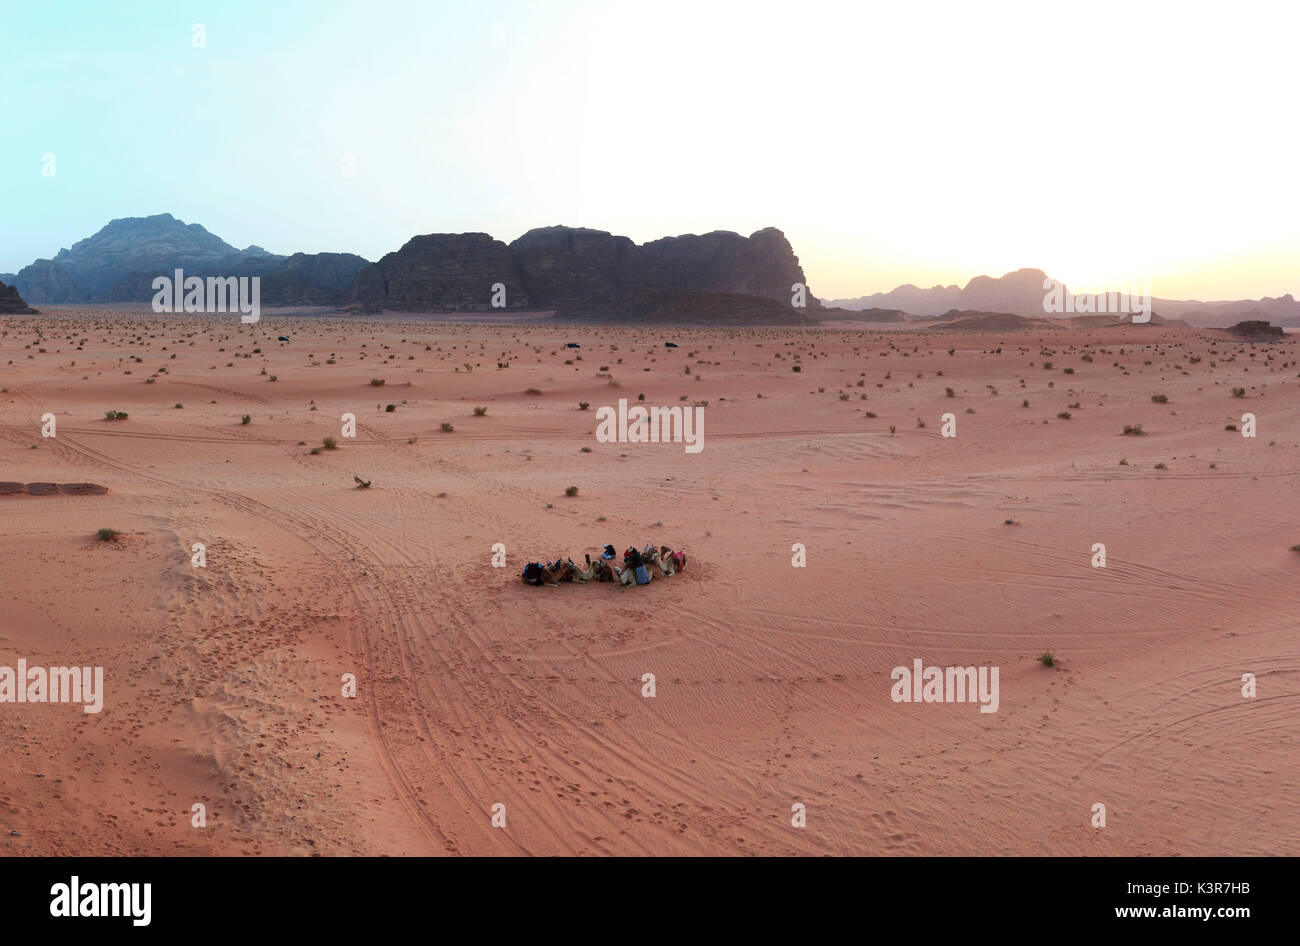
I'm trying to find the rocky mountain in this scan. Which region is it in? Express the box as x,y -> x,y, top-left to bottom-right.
9,214 -> 368,306
349,233 -> 526,313
828,268 -> 1052,316
348,226 -> 815,317
0,280 -> 38,314
829,269 -> 1300,328
1153,295 -> 1300,328
260,252 -> 373,306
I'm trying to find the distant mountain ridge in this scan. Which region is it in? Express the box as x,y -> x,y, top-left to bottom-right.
10,217 -> 1295,328
828,268 -> 1300,328
8,214 -> 368,306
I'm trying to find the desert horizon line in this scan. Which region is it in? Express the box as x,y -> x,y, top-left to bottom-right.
3,211 -> 1295,307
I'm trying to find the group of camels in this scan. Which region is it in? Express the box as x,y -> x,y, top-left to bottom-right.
521,545 -> 686,587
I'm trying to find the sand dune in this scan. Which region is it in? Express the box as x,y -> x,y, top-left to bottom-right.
1,309 -> 1297,855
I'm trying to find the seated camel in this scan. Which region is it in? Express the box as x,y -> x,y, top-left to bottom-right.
548,558 -> 577,582
653,546 -> 677,576
577,554 -> 621,582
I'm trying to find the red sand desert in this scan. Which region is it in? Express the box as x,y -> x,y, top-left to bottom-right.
1,309 -> 1297,856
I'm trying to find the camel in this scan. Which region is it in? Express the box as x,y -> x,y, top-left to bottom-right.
653,546 -> 678,576
522,559 -> 576,586
577,553 -> 622,583
574,556 -> 598,581
642,544 -> 685,577
549,558 -> 577,582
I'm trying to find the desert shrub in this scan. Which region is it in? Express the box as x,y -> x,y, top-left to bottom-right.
441,422 -> 454,432
323,436 -> 338,449
96,528 -> 119,542
565,486 -> 579,497
473,406 -> 487,416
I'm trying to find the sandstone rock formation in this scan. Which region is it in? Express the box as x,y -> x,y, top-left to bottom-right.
10,214 -> 368,306
1226,320 -> 1285,339
347,225 -> 816,319
349,233 -> 527,312
0,280 -> 38,314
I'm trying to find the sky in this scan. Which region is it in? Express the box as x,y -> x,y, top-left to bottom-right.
2,0 -> 1297,301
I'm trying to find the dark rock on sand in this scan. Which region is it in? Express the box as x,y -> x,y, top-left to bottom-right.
0,280 -> 38,314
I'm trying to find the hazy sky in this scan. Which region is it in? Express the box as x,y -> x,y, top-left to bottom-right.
3,0 -> 1297,300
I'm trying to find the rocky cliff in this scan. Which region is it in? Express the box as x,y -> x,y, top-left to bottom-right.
0,280 -> 38,314
1226,320 -> 1285,339
10,214 -> 369,306
347,225 -> 816,317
